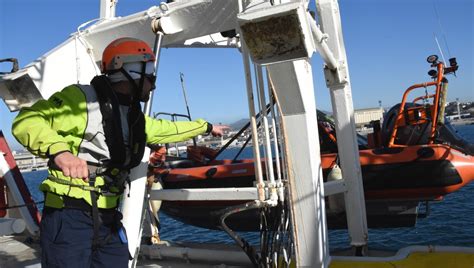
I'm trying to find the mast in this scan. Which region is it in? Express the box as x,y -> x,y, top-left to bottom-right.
99,0 -> 117,19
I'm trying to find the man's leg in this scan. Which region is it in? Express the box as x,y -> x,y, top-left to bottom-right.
41,208 -> 93,267
91,212 -> 130,268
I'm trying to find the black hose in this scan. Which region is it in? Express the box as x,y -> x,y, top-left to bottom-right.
215,200 -> 266,267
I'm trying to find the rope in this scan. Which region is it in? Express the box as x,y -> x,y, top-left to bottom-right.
0,201 -> 44,210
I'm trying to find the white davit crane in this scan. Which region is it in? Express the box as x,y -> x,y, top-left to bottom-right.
0,0 -> 369,267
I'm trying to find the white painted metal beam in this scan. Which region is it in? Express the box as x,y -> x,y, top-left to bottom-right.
324,179 -> 347,196
237,1 -> 335,266
82,1 -> 239,61
267,59 -> 329,268
121,148 -> 151,268
99,0 -> 117,19
0,0 -> 240,103
150,187 -> 258,201
140,243 -> 252,265
317,0 -> 368,249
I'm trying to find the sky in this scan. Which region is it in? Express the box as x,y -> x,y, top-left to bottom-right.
0,0 -> 473,151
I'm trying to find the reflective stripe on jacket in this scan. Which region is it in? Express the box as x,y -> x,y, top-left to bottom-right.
12,84 -> 210,209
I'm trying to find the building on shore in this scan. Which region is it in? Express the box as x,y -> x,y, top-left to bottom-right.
12,151 -> 48,172
354,107 -> 384,135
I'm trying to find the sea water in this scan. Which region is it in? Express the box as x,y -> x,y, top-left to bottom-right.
22,124 -> 474,251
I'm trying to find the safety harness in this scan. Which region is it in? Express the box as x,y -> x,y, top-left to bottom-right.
48,75 -> 147,251
85,75 -> 146,251
91,75 -> 146,170
47,167 -> 129,251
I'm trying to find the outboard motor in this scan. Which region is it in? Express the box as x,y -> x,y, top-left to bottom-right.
381,103 -> 474,155
381,103 -> 432,146
438,121 -> 474,155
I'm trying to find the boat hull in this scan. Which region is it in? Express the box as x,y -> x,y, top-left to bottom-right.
154,144 -> 474,231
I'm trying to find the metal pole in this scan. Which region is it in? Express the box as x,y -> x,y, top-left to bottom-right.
456,98 -> 461,118
144,32 -> 163,116
180,73 -> 192,120
241,43 -> 266,202
99,0 -> 117,19
255,65 -> 277,202
124,32 -> 163,268
179,72 -> 197,146
266,71 -> 284,201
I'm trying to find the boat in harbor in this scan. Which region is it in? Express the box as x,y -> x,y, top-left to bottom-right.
448,117 -> 474,126
153,56 -> 474,231
1,0 -> 473,267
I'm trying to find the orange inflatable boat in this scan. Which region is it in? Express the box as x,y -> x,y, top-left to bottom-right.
152,55 -> 474,230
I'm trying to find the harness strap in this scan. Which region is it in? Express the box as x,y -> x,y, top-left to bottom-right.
89,176 -> 102,251
47,174 -> 124,249
47,175 -> 122,196
47,175 -> 103,193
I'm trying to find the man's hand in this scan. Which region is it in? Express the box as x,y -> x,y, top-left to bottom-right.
211,125 -> 229,137
53,152 -> 89,180
149,146 -> 167,167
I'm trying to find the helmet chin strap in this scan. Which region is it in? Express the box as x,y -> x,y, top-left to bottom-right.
118,62 -> 147,103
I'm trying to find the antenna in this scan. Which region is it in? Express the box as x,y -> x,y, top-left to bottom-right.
433,34 -> 447,64
432,0 -> 452,60
179,72 -> 192,121
179,72 -> 197,146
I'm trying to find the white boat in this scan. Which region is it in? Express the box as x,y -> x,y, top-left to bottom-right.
0,1 -> 473,267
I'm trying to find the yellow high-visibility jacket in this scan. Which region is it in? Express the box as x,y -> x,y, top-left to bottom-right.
12,84 -> 210,209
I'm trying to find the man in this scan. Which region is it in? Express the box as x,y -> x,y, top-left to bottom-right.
12,37 -> 225,267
